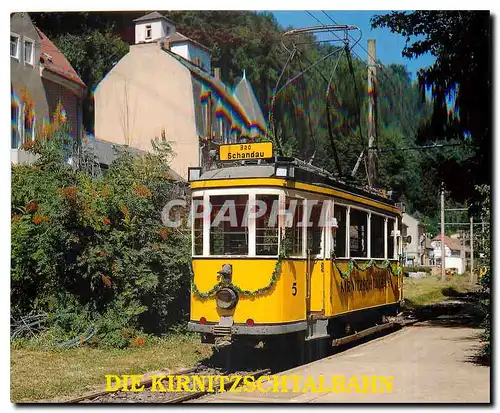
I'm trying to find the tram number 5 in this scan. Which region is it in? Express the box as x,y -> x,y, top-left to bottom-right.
291,282 -> 297,296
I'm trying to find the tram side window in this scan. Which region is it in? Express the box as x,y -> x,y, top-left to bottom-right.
283,198 -> 303,256
307,201 -> 323,255
192,197 -> 203,255
256,195 -> 279,256
371,214 -> 385,258
333,205 -> 347,257
387,218 -> 395,259
210,195 -> 248,255
350,209 -> 367,257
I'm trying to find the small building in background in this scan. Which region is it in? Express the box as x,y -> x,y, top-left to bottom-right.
401,213 -> 425,266
10,12 -> 85,164
94,11 -> 267,179
431,233 -> 468,274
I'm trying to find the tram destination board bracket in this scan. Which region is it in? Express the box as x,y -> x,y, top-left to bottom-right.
219,142 -> 273,161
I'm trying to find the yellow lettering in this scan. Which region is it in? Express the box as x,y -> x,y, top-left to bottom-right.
361,375 -> 378,393
279,376 -> 289,393
317,375 -> 330,392
256,376 -> 270,393
347,376 -> 362,393
290,375 -> 302,393
176,375 -> 191,392
166,375 -> 175,392
207,375 -> 216,393
331,375 -> 345,392
105,375 -> 121,392
130,375 -> 145,392
218,375 -> 229,392
270,375 -> 281,393
242,376 -> 256,392
379,376 -> 394,393
151,375 -> 166,392
121,375 -> 130,392
301,376 -> 318,393
192,375 -> 206,392
229,376 -> 242,392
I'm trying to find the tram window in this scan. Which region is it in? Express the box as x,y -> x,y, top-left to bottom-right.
210,195 -> 248,255
371,214 -> 385,258
255,195 -> 279,256
333,205 -> 347,257
307,201 -> 323,255
387,218 -> 395,259
349,209 -> 367,257
283,198 -> 303,256
192,197 -> 203,255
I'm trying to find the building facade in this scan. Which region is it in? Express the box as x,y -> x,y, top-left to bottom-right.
11,12 -> 86,164
94,11 -> 267,179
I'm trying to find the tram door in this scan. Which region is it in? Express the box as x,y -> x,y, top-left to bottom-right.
306,201 -> 326,316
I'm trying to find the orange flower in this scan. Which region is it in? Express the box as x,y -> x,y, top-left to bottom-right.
103,217 -> 111,225
25,201 -> 39,213
101,274 -> 112,287
99,250 -> 106,257
134,184 -> 152,198
60,186 -> 78,201
33,215 -> 49,224
158,227 -> 169,240
102,187 -> 110,197
132,337 -> 146,348
12,215 -> 22,222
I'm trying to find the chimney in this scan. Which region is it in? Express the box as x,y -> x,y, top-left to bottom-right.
213,67 -> 221,80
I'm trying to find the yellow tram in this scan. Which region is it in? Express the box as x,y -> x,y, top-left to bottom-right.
187,152 -> 403,350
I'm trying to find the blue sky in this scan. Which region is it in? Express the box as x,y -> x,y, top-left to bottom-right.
272,11 -> 436,81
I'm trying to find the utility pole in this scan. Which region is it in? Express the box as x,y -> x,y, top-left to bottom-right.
367,39 -> 378,187
440,182 -> 446,281
470,215 -> 474,284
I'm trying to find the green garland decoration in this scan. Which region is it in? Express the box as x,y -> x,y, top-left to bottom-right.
190,236 -> 402,297
191,236 -> 287,299
331,252 -> 403,279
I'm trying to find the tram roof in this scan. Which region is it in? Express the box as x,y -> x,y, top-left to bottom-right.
195,159 -> 399,209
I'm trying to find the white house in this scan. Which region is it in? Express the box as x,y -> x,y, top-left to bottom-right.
431,234 -> 466,274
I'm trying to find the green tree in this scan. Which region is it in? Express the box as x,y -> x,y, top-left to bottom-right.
371,11 -> 491,203
52,29 -> 129,132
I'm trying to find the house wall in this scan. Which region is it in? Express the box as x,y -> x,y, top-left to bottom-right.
10,12 -> 50,143
135,20 -> 175,43
170,43 -> 211,73
187,44 -> 211,73
402,213 -> 421,264
170,43 -> 189,61
94,42 -> 199,179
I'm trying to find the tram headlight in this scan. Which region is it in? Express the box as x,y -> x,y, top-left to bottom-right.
215,288 -> 238,309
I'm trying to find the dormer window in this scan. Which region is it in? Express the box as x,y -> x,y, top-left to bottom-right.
145,25 -> 152,40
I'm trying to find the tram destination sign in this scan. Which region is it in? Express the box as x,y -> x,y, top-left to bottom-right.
219,142 -> 273,161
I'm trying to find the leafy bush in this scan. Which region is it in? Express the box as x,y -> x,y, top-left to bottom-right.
475,185 -> 490,359
11,116 -> 191,347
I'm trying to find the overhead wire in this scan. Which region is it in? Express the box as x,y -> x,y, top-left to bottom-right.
320,10 -> 420,139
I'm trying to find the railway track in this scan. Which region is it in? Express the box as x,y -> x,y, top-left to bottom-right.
69,316 -> 416,404
70,367 -> 271,404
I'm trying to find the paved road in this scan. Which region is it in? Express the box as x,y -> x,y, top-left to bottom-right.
197,322 -> 490,403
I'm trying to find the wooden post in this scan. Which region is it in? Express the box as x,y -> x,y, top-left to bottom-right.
367,39 -> 378,187
441,183 -> 446,281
